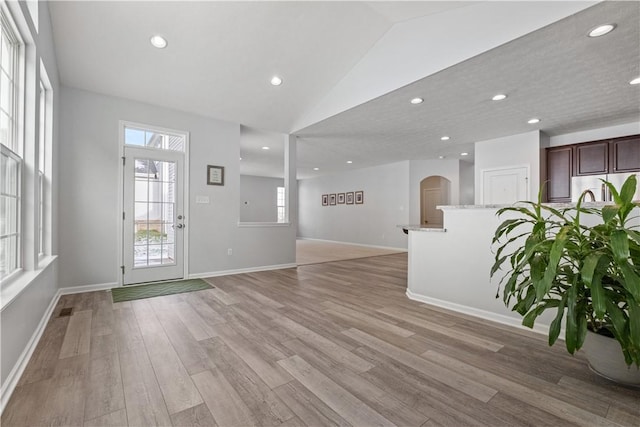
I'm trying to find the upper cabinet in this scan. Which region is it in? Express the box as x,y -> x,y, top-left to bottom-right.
611,135 -> 640,173
544,134 -> 640,202
546,146 -> 573,202
575,141 -> 609,176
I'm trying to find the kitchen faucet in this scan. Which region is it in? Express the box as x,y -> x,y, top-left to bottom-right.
583,189 -> 596,202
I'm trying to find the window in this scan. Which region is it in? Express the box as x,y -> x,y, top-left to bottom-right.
1,146 -> 20,279
37,79 -> 45,255
277,186 -> 286,223
0,9 -> 22,281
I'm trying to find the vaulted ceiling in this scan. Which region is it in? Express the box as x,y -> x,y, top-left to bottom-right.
49,1 -> 640,179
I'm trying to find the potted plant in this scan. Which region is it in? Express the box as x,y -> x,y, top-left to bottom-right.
491,175 -> 640,385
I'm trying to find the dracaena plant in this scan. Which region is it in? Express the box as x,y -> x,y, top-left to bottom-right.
491,174 -> 640,367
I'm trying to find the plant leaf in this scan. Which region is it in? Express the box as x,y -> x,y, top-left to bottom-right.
538,226 -> 570,300
629,297 -> 640,351
619,174 -> 637,205
581,253 -> 608,318
602,205 -> 619,224
549,295 -> 567,346
565,282 -> 578,354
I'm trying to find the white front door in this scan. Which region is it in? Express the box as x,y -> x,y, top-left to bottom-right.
482,166 -> 529,204
122,146 -> 185,284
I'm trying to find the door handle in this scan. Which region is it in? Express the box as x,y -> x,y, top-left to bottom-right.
176,223 -> 184,229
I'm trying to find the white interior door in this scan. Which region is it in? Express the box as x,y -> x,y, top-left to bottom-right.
123,146 -> 185,284
422,188 -> 443,225
482,166 -> 528,204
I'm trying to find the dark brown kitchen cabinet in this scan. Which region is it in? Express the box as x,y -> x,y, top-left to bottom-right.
574,141 -> 609,176
546,146 -> 573,202
611,135 -> 640,173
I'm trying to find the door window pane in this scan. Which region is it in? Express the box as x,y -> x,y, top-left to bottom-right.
132,158 -> 176,268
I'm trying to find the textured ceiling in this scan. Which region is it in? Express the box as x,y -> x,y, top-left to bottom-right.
296,1 -> 640,178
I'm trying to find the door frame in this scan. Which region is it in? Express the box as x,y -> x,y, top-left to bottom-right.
480,164 -> 530,204
116,120 -> 190,287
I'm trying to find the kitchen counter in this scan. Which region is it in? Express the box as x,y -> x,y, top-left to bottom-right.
438,201 -> 614,210
397,224 -> 446,233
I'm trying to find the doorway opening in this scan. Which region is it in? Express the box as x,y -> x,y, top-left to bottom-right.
420,176 -> 450,227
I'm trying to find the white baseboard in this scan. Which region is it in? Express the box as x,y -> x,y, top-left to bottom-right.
189,263 -> 297,279
1,288 -> 62,414
297,237 -> 407,252
405,289 -> 552,337
59,282 -> 117,294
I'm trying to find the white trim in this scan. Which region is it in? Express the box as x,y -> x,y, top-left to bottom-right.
297,237 -> 407,252
405,289 -> 551,337
1,287 -> 60,414
1,255 -> 57,312
59,282 -> 117,295
189,263 -> 297,279
237,222 -> 291,228
479,164 -> 530,204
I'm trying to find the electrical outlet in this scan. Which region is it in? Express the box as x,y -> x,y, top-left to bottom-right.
227,248 -> 233,255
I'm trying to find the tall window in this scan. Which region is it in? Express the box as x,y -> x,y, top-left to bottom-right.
0,10 -> 21,280
277,186 -> 286,223
38,79 -> 45,255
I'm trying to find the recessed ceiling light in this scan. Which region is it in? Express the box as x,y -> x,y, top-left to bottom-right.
346,160 -> 353,164
460,152 -> 469,156
441,136 -> 450,141
588,24 -> 616,38
261,146 -> 270,150
527,118 -> 541,124
270,76 -> 283,86
313,167 -> 319,171
492,94 -> 507,101
410,97 -> 424,105
239,157 -> 242,160
150,35 -> 168,49
438,155 -> 445,159
630,77 -> 640,85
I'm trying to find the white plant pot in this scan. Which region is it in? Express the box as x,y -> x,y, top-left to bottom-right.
582,330 -> 640,387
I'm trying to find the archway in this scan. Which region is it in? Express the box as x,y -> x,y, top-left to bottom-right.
420,176 -> 451,226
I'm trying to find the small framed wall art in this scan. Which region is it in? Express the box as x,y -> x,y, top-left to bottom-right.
322,194 -> 329,206
207,165 -> 225,186
346,192 -> 354,204
355,191 -> 364,204
338,193 -> 345,204
330,194 -> 337,205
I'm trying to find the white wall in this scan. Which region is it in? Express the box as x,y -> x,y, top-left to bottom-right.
59,87 -> 296,288
474,131 -> 542,204
459,160 -> 475,205
240,175 -> 284,222
1,0 -> 60,398
407,207 -> 554,333
298,161 -> 410,249
408,159 -> 460,224
549,121 -> 640,147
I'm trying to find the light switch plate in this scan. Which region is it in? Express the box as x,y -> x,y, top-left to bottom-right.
196,196 -> 210,204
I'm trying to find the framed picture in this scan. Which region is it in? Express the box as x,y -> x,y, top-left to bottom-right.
329,194 -> 337,205
355,191 -> 364,204
207,165 -> 224,186
346,192 -> 354,204
322,194 -> 329,206
338,193 -> 345,204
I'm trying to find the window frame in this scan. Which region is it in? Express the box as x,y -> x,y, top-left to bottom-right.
1,143 -> 22,282
0,5 -> 24,284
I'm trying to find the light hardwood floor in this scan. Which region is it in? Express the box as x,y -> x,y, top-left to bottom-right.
3,253 -> 640,426
296,239 -> 404,265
